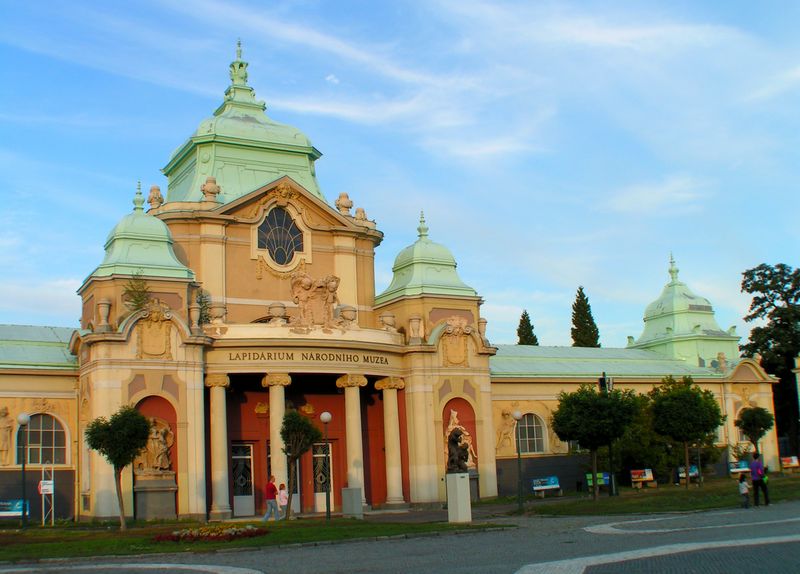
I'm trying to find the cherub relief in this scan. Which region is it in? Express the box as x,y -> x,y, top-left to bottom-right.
496,409 -> 516,450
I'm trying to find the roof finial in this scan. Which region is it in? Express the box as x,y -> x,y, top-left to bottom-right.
230,39 -> 249,85
668,252 -> 679,284
133,181 -> 145,212
417,211 -> 429,239
236,38 -> 242,60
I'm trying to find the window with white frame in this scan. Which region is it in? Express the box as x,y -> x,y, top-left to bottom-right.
17,414 -> 67,465
518,413 -> 545,454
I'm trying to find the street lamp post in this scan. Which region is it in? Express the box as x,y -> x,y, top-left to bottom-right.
320,411 -> 332,521
17,413 -> 30,528
512,410 -> 523,512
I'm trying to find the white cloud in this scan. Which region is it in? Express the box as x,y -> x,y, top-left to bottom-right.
607,176 -> 710,215
746,65 -> 800,102
325,74 -> 340,85
0,278 -> 82,327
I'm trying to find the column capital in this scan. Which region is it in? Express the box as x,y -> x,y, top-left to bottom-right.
262,373 -> 292,387
205,374 -> 230,388
375,377 -> 405,391
336,374 -> 367,388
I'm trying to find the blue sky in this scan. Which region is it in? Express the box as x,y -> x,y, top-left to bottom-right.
0,1 -> 798,347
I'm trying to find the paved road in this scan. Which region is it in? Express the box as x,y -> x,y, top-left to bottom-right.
3,501 -> 800,573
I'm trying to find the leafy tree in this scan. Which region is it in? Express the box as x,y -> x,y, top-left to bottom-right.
740,263 -> 800,453
571,286 -> 600,347
735,406 -> 775,455
280,410 -> 322,519
196,288 -> 212,325
516,310 -> 539,345
551,385 -> 638,500
84,405 -> 150,530
650,376 -> 723,489
123,270 -> 151,313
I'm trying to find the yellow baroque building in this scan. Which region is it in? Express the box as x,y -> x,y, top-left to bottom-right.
0,49 -> 780,521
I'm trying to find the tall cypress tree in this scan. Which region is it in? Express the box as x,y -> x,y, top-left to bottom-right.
517,309 -> 539,345
571,286 -> 600,347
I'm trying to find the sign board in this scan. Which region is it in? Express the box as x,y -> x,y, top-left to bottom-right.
0,499 -> 29,517
38,480 -> 54,495
531,476 -> 560,491
677,465 -> 699,478
630,469 -> 654,482
780,456 -> 799,468
585,472 -> 610,487
729,460 -> 750,474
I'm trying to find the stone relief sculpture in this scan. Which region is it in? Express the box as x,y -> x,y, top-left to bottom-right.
137,299 -> 173,359
495,409 -> 517,450
444,409 -> 478,469
289,270 -> 353,332
442,316 -> 472,367
446,428 -> 469,473
0,407 -> 13,466
136,417 -> 174,474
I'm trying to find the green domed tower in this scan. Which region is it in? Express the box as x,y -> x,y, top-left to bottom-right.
161,41 -> 323,205
627,255 -> 739,368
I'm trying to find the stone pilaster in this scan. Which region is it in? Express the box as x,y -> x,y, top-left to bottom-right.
262,373 -> 292,487
205,374 -> 231,520
376,377 -> 405,505
336,374 -> 368,503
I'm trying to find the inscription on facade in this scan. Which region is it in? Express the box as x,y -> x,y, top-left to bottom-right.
226,350 -> 389,365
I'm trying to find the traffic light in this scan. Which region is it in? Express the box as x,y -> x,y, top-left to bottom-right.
598,372 -> 607,393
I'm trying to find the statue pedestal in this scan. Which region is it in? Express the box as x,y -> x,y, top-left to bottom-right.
134,472 -> 177,520
446,472 -> 472,523
341,487 -> 363,519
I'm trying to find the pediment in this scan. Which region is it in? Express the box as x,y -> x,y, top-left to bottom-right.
728,358 -> 776,384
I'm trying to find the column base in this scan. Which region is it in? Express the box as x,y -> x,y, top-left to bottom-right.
208,506 -> 232,522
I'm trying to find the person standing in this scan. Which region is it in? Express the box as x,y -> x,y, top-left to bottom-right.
738,474 -> 750,508
750,453 -> 769,507
278,483 -> 288,519
262,475 -> 279,521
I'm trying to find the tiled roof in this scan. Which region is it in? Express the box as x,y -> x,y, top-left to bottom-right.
490,345 -> 721,378
0,325 -> 77,370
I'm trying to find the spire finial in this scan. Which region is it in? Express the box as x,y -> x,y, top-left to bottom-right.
417,211 -> 429,238
133,181 -> 145,212
236,38 -> 242,60
668,253 -> 679,283
229,39 -> 249,85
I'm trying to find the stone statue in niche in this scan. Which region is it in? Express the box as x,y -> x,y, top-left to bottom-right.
0,407 -> 12,466
495,409 -> 517,450
290,270 -> 346,332
136,417 -> 174,474
444,409 -> 478,469
447,428 -> 469,473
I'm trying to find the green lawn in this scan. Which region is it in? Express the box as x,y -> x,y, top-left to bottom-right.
526,474 -> 800,515
0,518 -> 485,563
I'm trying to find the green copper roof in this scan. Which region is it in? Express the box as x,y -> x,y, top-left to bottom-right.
627,255 -> 739,364
0,325 -> 77,370
375,212 -> 476,305
162,41 -> 324,204
490,345 -> 720,378
84,185 -> 194,283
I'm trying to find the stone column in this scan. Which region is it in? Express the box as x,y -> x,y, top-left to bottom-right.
336,374 -> 368,503
376,377 -> 405,505
206,374 -> 231,520
262,373 -> 292,487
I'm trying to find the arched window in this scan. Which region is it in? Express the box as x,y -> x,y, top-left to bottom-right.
518,413 -> 545,454
17,414 -> 67,465
257,207 -> 303,266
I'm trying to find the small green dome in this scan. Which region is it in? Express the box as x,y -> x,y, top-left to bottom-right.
642,257 -> 714,321
375,213 -> 476,305
85,186 -> 195,282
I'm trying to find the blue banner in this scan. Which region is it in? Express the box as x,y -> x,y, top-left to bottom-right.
0,499 -> 29,517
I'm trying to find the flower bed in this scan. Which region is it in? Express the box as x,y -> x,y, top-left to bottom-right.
154,524 -> 268,543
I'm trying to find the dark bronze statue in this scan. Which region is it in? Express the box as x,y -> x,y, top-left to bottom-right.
446,428 -> 469,473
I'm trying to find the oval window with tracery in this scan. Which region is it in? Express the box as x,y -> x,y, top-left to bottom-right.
257,207 -> 303,266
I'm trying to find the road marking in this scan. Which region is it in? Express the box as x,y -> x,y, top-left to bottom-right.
586,514 -> 800,535
514,534 -> 800,574
0,565 -> 262,574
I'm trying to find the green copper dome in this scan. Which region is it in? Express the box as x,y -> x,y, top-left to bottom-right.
162,41 -> 323,204
628,255 -> 738,366
84,185 -> 195,282
375,213 -> 476,305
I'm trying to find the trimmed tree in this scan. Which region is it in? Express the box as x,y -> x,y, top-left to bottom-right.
740,263 -> 800,453
516,310 -> 539,345
123,270 -> 151,313
551,385 -> 638,500
84,405 -> 150,530
650,376 -> 723,489
735,406 -> 775,455
280,410 -> 322,519
571,286 -> 600,347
